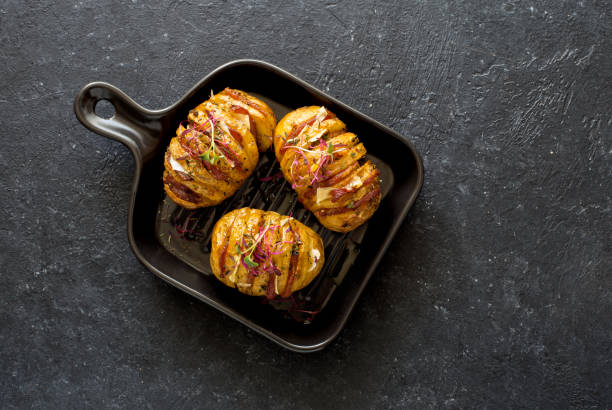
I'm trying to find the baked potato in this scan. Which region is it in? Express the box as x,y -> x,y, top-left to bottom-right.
210,208 -> 325,299
163,88 -> 276,209
273,106 -> 381,232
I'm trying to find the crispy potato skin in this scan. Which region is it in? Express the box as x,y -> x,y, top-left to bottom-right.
163,88 -> 276,209
273,106 -> 381,232
210,208 -> 325,298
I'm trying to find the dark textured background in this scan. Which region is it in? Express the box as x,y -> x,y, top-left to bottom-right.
1,0 -> 611,408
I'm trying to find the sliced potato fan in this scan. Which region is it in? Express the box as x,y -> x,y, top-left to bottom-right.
210,208 -> 325,298
273,106 -> 381,232
163,88 -> 276,209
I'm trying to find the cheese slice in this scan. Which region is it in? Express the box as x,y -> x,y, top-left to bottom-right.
316,187 -> 334,204
314,107 -> 328,123
235,113 -> 250,130
228,258 -> 241,283
309,249 -> 320,272
307,128 -> 328,144
169,155 -> 187,173
346,175 -> 362,190
217,120 -> 233,137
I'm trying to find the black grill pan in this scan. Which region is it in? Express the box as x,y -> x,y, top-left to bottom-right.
74,60 -> 423,352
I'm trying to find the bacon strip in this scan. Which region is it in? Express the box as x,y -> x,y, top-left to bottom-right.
317,162 -> 359,188
282,244 -> 300,298
201,160 -> 228,181
216,142 -> 243,170
163,174 -> 202,204
175,170 -> 193,181
330,169 -> 380,202
231,105 -> 258,141
223,88 -> 268,116
317,187 -> 380,217
266,271 -> 277,300
227,126 -> 243,145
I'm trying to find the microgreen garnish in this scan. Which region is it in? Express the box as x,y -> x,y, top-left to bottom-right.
281,107 -> 351,190
179,111 -> 238,170
235,222 -> 298,279
199,117 -> 225,165
285,139 -> 345,188
243,255 -> 259,268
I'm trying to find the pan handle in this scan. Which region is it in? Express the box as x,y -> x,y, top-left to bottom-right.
74,82 -> 164,162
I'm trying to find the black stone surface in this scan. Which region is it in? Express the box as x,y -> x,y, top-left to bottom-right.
1,0 -> 611,408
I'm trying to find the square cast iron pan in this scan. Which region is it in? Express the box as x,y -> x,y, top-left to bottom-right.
74,60 -> 424,352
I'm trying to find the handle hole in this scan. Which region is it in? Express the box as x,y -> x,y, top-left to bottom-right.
95,99 -> 115,119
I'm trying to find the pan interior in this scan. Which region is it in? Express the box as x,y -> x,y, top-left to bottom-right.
155,93 -> 394,324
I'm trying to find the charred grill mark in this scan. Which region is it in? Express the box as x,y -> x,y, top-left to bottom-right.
282,245 -> 300,298
219,214 -> 237,278
219,243 -> 229,278
281,224 -> 301,298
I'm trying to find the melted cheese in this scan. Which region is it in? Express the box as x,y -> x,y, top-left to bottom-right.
218,120 -> 233,138
296,122 -> 310,141
235,113 -> 251,130
316,187 -> 334,204
314,107 -> 328,123
307,128 -> 328,143
169,155 -> 187,173
228,257 -> 240,283
309,107 -> 329,133
346,175 -> 362,190
315,176 -> 362,205
309,249 -> 320,272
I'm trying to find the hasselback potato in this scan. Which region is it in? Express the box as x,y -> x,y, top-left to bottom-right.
273,106 -> 381,232
210,208 -> 325,298
163,88 -> 276,209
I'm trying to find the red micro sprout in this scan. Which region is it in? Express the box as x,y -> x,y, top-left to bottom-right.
234,219 -> 300,298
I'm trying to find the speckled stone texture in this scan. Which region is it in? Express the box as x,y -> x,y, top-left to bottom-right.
1,0 -> 611,408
